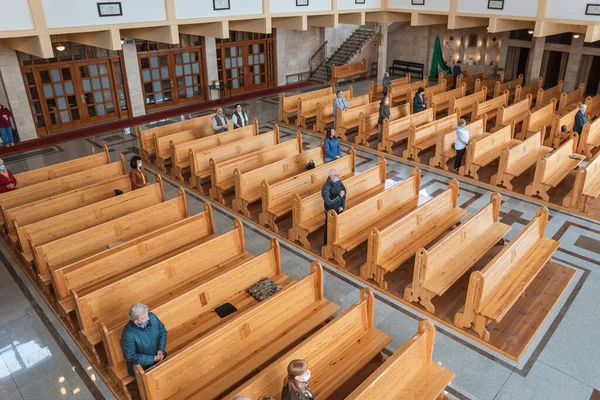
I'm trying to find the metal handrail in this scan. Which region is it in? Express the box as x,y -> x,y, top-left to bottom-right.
309,40 -> 328,76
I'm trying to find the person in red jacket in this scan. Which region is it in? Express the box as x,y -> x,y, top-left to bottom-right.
0,104 -> 15,147
0,158 -> 17,193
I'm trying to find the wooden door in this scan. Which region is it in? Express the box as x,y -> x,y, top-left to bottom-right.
246,41 -> 269,92
77,61 -> 120,124
172,48 -> 206,105
221,44 -> 246,95
139,52 -> 175,111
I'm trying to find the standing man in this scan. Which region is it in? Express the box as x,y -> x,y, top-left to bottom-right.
573,103 -> 588,135
332,90 -> 349,129
453,118 -> 469,172
413,87 -> 426,113
321,168 -> 346,245
452,61 -> 462,88
232,103 -> 250,129
382,72 -> 392,97
378,96 -> 390,143
211,107 -> 229,134
0,104 -> 15,147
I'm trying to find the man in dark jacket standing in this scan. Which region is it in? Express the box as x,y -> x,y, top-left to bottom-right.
452,61 -> 462,88
378,96 -> 391,143
382,72 -> 392,97
322,168 -> 346,245
120,303 -> 168,377
573,103 -> 588,135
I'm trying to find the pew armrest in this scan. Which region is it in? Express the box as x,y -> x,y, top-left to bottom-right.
398,362 -> 455,399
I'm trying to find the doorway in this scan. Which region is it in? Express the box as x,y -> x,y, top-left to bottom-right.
586,56 -> 600,96
543,51 -> 568,88
517,48 -> 530,79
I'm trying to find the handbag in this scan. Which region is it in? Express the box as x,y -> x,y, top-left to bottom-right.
306,159 -> 315,170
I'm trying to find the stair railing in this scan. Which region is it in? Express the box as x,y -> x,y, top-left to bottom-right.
320,24 -> 378,81
308,40 -> 328,78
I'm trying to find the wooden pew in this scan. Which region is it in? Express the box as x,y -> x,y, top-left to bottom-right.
473,90 -> 509,122
494,95 -> 532,133
289,157 -> 386,248
137,114 -> 220,163
490,131 -> 552,190
389,78 -> 429,106
474,72 -> 505,98
232,146 -> 324,217
460,123 -> 520,180
336,100 -> 381,140
355,104 -> 410,145
513,77 -> 543,103
406,80 -> 446,113
35,189 -> 188,286
430,116 -> 488,171
429,83 -> 466,115
449,88 -> 487,120
73,218 -> 252,358
0,157 -> 127,225
346,320 -> 454,400
27,178 -> 165,267
585,92 -> 600,121
134,262 -> 340,400
259,149 -> 356,232
315,93 -> 370,133
403,113 -> 458,162
405,193 -> 510,313
536,81 -> 563,110
209,132 -> 303,204
457,70 -> 485,93
226,288 -> 392,400
368,75 -> 410,100
454,206 -> 559,341
493,74 -> 523,98
279,84 -> 334,123
563,151 -> 600,212
170,120 -> 258,182
155,129 -> 201,172
331,58 -> 368,85
558,83 -> 586,114
548,106 -> 579,148
13,146 -> 110,189
577,119 -> 600,159
51,205 -> 215,317
362,180 -> 468,290
101,238 -> 287,399
322,168 -> 421,268
525,133 -> 583,201
189,127 -> 280,190
378,108 -> 435,153
8,175 -> 131,248
296,88 -> 353,129
520,99 -> 557,142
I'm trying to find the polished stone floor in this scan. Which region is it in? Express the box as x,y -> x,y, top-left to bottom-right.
1,80 -> 599,399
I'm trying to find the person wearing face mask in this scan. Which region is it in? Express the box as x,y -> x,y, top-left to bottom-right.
413,87 -> 426,113
0,158 -> 17,193
120,303 -> 168,377
321,168 -> 346,246
129,156 -> 149,190
281,359 -> 314,400
332,90 -> 349,129
378,96 -> 391,143
453,118 -> 469,172
212,107 -> 229,134
324,128 -> 341,162
0,104 -> 15,147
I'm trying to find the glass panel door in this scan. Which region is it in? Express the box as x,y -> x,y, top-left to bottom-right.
247,42 -> 268,92
139,53 -> 174,110
78,62 -> 119,123
37,66 -> 84,132
222,45 -> 245,95
173,49 -> 206,104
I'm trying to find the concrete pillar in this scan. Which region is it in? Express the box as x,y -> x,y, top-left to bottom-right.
0,48 -> 37,141
204,37 -> 219,93
563,36 -> 584,92
497,32 -> 510,72
121,42 -> 146,117
377,23 -> 389,82
526,37 -> 545,85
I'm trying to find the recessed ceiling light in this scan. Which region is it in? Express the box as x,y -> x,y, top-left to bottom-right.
56,44 -> 66,52
573,33 -> 581,39
528,30 -> 534,35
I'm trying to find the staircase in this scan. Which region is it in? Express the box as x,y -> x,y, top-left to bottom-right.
309,24 -> 378,83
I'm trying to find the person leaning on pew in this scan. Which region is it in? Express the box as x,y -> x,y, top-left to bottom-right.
574,103 -> 588,135
324,128 -> 341,162
0,158 -> 17,193
453,118 -> 470,172
129,156 -> 149,190
322,168 -> 346,245
120,303 -> 168,377
282,359 -> 314,400
332,90 -> 349,129
212,107 -> 229,134
378,96 -> 391,142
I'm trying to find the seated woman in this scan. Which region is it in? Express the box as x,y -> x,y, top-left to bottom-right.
0,158 -> 17,193
120,303 -> 168,377
323,128 -> 341,163
129,155 -> 149,190
282,359 -> 314,400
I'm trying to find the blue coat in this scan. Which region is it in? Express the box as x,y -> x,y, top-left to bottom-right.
324,137 -> 341,162
573,111 -> 588,134
413,93 -> 426,113
120,312 -> 168,377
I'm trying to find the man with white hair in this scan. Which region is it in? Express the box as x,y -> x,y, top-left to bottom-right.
321,168 -> 346,245
573,103 -> 588,136
120,303 -> 168,377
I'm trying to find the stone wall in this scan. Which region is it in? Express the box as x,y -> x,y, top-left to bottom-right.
276,26 -> 323,85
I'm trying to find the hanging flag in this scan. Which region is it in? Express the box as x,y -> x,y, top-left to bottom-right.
429,35 -> 452,78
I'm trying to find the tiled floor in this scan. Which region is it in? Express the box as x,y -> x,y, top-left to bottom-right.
1,81 -> 599,399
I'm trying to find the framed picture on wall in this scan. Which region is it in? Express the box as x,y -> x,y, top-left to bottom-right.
296,0 -> 309,6
487,0 -> 504,10
411,0 -> 425,4
355,0 -> 366,4
97,2 -> 122,17
213,0 -> 230,10
586,4 -> 600,15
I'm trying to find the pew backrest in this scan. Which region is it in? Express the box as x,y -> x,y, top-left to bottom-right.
493,75 -> 523,98
279,85 -> 334,121
474,90 -> 509,119
536,81 -> 563,109
331,59 -> 367,82
298,88 -> 353,120
449,88 -> 487,118
496,95 -> 532,130
358,104 -> 410,140
474,73 -> 505,94
578,119 -> 600,157
524,99 -> 557,137
369,75 -> 410,99
585,92 -> 600,120
514,77 -> 543,103
538,133 -> 579,183
429,83 -> 466,112
559,83 -> 586,112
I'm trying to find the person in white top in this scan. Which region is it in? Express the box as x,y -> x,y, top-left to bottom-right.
453,118 -> 469,172
232,103 -> 250,129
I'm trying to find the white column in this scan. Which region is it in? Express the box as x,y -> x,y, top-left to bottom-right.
377,23 -> 389,82
121,42 -> 146,117
0,48 -> 37,141
204,37 -> 219,97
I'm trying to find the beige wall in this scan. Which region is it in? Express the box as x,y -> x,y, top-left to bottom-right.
276,26 -> 323,85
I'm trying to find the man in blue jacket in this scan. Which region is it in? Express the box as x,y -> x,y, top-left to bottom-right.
573,103 -> 588,135
322,168 -> 346,245
120,303 -> 168,377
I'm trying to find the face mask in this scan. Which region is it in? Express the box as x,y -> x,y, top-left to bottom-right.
0,165 -> 5,171
295,370 -> 311,383
137,162 -> 142,168
332,177 -> 339,183
135,321 -> 149,329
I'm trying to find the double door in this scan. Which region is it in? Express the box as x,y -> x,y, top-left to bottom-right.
220,41 -> 270,95
138,49 -> 206,111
